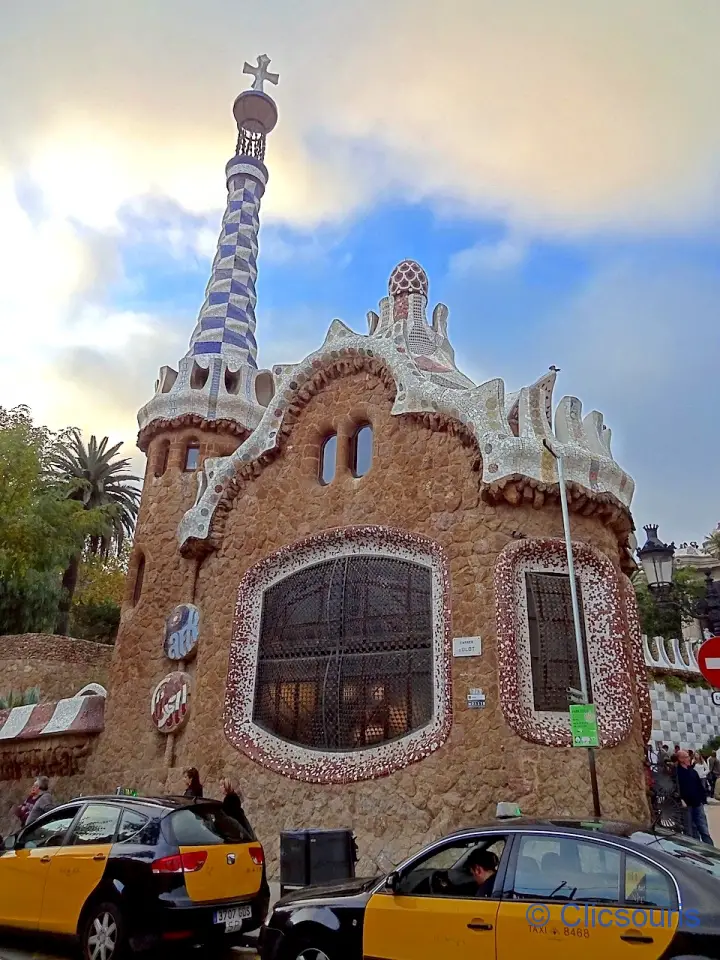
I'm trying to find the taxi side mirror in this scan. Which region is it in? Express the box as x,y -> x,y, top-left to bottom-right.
385,871 -> 400,893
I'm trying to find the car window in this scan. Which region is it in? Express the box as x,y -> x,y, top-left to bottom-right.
630,831 -> 720,880
19,809 -> 80,849
69,804 -> 121,846
116,809 -> 152,844
512,835 -> 621,903
625,855 -> 676,909
168,806 -> 253,846
397,835 -> 507,899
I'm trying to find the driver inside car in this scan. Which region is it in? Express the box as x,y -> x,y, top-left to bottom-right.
466,848 -> 499,897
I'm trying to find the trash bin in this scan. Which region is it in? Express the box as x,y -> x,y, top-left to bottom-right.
280,828 -> 357,896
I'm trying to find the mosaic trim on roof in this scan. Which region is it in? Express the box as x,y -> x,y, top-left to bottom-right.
0,692 -> 106,743
178,290 -> 634,551
224,525 -> 453,784
494,537 -> 635,748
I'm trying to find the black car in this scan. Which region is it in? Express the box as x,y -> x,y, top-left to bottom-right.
260,817 -> 720,960
0,794 -> 269,959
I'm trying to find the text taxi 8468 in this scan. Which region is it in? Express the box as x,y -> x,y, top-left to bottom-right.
261,818 -> 720,960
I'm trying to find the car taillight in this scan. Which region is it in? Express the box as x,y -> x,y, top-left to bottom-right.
249,845 -> 264,866
152,851 -> 208,874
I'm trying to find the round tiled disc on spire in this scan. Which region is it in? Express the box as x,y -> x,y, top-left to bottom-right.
389,260 -> 429,299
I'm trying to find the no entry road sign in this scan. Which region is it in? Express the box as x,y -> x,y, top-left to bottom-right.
697,636 -> 720,687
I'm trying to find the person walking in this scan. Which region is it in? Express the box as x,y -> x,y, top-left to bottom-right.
25,777 -> 55,826
676,750 -> 714,845
221,779 -> 254,838
694,754 -> 710,795
709,752 -> 720,799
13,783 -> 40,828
183,767 -> 203,799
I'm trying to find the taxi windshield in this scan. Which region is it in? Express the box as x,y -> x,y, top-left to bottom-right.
630,830 -> 720,878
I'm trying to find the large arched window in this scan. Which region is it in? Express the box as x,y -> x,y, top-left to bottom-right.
226,527 -> 452,783
253,556 -> 432,750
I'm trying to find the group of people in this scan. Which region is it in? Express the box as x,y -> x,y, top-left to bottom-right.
648,742 -> 717,846
182,767 -> 254,838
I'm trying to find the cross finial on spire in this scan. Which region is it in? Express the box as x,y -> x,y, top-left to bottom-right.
243,54 -> 279,93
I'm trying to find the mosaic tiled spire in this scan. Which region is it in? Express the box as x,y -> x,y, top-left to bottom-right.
137,57 -> 279,447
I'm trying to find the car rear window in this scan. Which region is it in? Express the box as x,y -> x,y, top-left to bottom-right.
116,808 -> 160,845
631,830 -> 720,879
168,806 -> 255,846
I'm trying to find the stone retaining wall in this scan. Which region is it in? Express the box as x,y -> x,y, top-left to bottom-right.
0,635 -> 112,704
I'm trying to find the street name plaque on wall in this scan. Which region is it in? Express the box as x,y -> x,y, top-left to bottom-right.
453,636 -> 482,658
164,604 -> 200,661
151,672 -> 191,734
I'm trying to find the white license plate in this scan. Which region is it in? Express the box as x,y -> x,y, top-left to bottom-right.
214,905 -> 252,932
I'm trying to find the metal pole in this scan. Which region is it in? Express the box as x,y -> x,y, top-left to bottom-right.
544,439 -> 602,818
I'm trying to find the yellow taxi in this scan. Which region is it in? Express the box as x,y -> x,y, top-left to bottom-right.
260,817 -> 720,960
0,794 -> 269,959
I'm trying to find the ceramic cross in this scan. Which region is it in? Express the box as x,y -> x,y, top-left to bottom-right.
243,55 -> 280,93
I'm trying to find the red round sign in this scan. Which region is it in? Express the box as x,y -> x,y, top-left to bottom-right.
697,636 -> 720,687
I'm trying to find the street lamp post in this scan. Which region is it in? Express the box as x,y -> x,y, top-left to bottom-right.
542,439 -> 601,818
637,525 -> 676,601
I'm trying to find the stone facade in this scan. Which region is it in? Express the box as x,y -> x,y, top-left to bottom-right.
89,371 -> 648,877
0,635 -> 111,704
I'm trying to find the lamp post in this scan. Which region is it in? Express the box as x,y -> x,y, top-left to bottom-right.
637,525 -> 676,602
542,439 -> 601,818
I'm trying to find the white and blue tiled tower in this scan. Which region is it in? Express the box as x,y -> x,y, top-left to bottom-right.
137,56 -> 280,453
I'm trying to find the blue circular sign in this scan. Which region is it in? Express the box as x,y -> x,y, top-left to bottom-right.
164,604 -> 200,661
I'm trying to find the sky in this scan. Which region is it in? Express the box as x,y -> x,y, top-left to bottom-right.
1,0 -> 719,543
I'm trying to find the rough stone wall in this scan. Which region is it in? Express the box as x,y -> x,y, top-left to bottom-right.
91,372 -> 647,877
0,635 -> 112,703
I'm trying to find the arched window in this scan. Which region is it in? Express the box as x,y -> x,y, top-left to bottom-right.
184,442 -> 200,472
132,554 -> 145,607
319,433 -> 337,485
154,441 -> 170,478
349,424 -> 373,478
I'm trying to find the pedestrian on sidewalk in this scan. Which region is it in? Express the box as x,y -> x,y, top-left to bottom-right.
25,777 -> 56,826
677,750 -> 714,845
183,767 -> 203,799
694,754 -> 710,794
13,782 -> 40,828
709,752 -> 720,799
221,778 -> 254,839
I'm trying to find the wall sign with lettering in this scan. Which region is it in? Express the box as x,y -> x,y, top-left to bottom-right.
164,604 -> 200,661
151,672 -> 191,734
467,688 -> 486,709
453,636 -> 482,658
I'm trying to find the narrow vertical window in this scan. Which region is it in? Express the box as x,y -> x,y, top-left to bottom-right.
525,572 -> 591,711
319,434 -> 337,486
155,441 -> 170,478
184,442 -> 200,472
349,424 -> 373,478
132,554 -> 145,607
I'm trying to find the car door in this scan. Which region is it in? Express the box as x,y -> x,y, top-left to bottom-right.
39,802 -> 122,934
0,806 -> 81,930
363,832 -> 508,960
495,832 -> 678,960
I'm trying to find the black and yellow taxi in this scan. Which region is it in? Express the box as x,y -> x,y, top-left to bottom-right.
0,793 -> 269,959
260,817 -> 720,960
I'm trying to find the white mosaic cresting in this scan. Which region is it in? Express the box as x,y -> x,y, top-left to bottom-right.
224,526 -> 453,783
495,538 -> 635,747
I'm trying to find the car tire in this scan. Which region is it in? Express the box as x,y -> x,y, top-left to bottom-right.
81,900 -> 126,960
285,937 -> 336,960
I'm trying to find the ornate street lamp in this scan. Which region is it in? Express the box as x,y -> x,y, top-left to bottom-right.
637,524 -> 676,600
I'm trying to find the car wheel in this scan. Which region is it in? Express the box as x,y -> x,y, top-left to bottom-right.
81,901 -> 125,960
287,939 -> 335,960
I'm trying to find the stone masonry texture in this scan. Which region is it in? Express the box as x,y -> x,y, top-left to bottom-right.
89,372 -> 648,878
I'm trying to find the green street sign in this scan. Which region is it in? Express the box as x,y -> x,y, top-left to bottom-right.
570,703 -> 599,748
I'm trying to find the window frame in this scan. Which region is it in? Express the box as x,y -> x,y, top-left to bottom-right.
391,832 -> 511,900
349,423 -> 373,479
154,441 -> 170,478
17,805 -> 83,850
131,553 -> 145,607
226,526 -> 452,784
184,442 -> 201,472
318,432 -> 337,486
67,802 -> 122,847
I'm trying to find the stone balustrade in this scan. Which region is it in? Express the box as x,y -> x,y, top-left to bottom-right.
643,635 -> 701,674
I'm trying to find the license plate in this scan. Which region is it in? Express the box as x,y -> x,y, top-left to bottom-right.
214,905 -> 252,932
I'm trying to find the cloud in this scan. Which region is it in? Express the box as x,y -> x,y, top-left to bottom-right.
449,236 -> 527,276
1,0 -> 718,239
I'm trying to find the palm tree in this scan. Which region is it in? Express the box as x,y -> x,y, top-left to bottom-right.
703,525 -> 720,560
50,432 -> 141,635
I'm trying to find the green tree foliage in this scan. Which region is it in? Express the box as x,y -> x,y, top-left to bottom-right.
703,526 -> 720,560
0,407 -> 129,636
50,433 -> 140,635
69,548 -> 129,644
634,566 -> 707,640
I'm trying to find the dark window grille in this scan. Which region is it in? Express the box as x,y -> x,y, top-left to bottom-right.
132,554 -> 145,607
525,572 -> 591,712
253,556 -> 434,751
